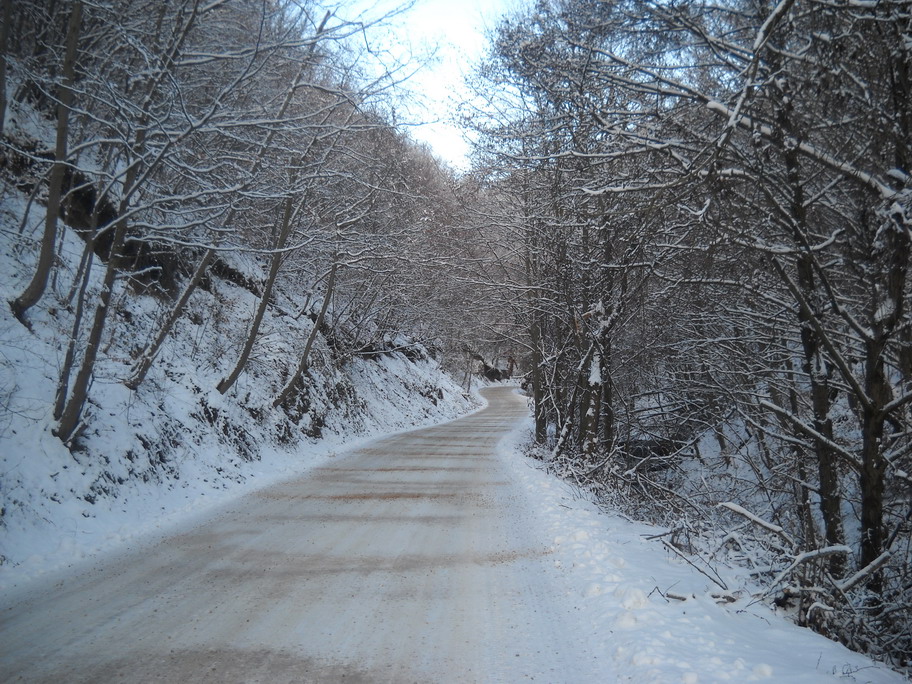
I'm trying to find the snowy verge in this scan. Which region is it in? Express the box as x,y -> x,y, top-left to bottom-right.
0,93 -> 487,594
0,188 -> 480,590
495,407 -> 906,683
0,350 -> 480,593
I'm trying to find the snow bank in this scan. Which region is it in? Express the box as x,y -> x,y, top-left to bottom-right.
496,410 -> 905,683
0,335 -> 477,591
0,160 -> 478,590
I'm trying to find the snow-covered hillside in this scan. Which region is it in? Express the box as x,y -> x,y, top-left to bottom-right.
0,118 -> 478,588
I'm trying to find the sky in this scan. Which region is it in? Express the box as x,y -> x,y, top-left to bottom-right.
347,0 -> 516,170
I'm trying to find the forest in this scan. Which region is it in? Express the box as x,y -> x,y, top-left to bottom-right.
1,0 -> 910,671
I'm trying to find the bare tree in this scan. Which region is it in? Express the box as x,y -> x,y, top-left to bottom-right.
9,0 -> 82,323
468,0 -> 912,660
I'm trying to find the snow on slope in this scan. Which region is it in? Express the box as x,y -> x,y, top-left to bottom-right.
497,412 -> 906,684
0,174 -> 478,591
0,282 -> 477,592
0,336 -> 477,592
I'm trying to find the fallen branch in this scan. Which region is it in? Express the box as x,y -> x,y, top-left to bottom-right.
763,545 -> 853,597
662,539 -> 728,590
718,501 -> 795,547
834,551 -> 891,593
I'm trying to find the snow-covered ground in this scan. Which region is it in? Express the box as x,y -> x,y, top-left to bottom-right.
1,387 -> 904,682
0,198 -> 479,591
497,409 -> 906,683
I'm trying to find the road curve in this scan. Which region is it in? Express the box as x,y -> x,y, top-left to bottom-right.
1,386 -> 596,683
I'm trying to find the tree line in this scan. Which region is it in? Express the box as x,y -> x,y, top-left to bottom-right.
2,0 -> 465,443
4,0 -> 911,668
466,0 -> 911,665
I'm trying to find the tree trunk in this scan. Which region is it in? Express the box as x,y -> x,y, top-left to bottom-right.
10,0 -> 82,323
598,328 -> 614,451
899,323 -> 912,386
273,262 -> 338,409
576,344 -> 597,454
54,230 -> 94,420
56,218 -> 127,442
597,215 -> 615,453
0,0 -> 11,137
530,308 -> 547,443
216,192 -> 297,395
859,206 -> 910,593
781,355 -> 821,549
796,250 -> 845,569
777,81 -> 845,573
125,247 -> 214,390
578,381 -> 594,453
859,346 -> 887,593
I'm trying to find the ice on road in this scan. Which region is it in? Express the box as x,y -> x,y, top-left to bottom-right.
1,387 -> 903,683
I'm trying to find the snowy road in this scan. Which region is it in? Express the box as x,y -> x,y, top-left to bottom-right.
2,386 -> 904,683
0,387 -> 601,682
